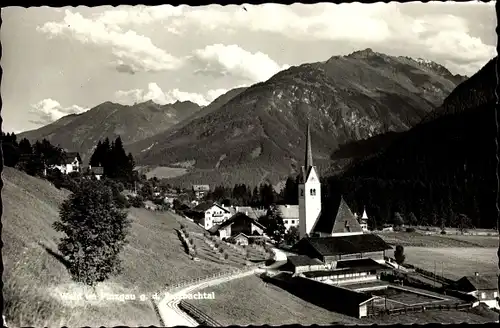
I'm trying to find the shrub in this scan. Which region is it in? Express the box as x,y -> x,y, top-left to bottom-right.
440,230 -> 447,235
189,238 -> 194,245
114,193 -> 130,209
130,195 -> 144,208
219,248 -> 224,253
52,180 -> 131,286
394,245 -> 406,265
406,227 -> 416,233
224,253 -> 229,260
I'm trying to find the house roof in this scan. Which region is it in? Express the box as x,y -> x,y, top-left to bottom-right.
295,234 -> 392,257
192,201 -> 229,213
234,206 -> 267,220
456,275 -> 498,292
216,212 -> 266,231
86,166 -> 104,174
62,152 -> 81,164
229,233 -> 249,240
287,255 -> 324,267
277,205 -> 299,220
294,276 -> 373,305
313,196 -> 363,235
192,185 -> 210,191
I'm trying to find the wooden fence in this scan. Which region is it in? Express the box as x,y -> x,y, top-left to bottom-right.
179,300 -> 222,326
367,300 -> 474,317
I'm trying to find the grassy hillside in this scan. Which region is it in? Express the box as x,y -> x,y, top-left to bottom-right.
2,167 -> 239,326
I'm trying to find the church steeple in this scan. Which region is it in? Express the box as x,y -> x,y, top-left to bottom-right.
305,120 -> 313,171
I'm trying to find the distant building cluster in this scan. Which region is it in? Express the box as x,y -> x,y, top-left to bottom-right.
46,152 -> 103,180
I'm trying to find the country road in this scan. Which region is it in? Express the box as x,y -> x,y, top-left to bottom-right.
157,267 -> 264,327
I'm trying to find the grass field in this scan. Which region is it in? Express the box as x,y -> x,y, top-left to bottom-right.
2,167 -> 238,326
188,275 -> 361,325
377,231 -> 499,248
387,246 -> 498,280
143,166 -> 188,179
189,274 -> 497,325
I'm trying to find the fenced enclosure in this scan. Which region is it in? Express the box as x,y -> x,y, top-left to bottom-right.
179,300 -> 222,326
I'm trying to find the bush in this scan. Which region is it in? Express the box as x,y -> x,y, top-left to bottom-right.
114,193 -> 130,209
219,248 -> 224,253
440,230 -> 447,235
224,253 -> 229,260
189,238 -> 194,245
406,227 -> 416,233
130,195 -> 144,208
394,245 -> 406,265
52,180 -> 131,286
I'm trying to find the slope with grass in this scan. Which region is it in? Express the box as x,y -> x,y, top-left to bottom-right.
377,232 -> 499,248
2,167 -> 238,326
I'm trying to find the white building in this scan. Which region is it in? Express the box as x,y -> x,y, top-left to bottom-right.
50,152 -> 81,174
191,202 -> 232,230
277,205 -> 299,231
297,122 -> 364,239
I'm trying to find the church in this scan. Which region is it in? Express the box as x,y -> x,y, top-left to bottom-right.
286,122 -> 392,285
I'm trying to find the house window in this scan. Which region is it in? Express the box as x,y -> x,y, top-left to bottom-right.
291,220 -> 295,224
481,292 -> 486,299
310,189 -> 316,196
300,189 -> 304,197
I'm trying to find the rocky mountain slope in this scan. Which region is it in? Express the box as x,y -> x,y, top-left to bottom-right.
335,57 -> 497,229
129,48 -> 466,187
18,100 -> 202,162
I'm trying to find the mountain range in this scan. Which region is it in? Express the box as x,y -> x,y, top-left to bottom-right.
334,56 -> 497,229
18,100 -> 202,162
128,48 -> 466,187
19,48 -> 467,187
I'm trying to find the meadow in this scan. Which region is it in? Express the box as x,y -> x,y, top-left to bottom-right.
2,167 -> 240,326
386,246 -> 498,280
377,231 -> 499,248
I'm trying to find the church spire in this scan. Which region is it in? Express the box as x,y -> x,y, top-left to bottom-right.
305,120 -> 313,170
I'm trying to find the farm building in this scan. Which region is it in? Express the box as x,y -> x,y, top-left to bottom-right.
284,255 -> 326,274
192,184 -> 210,199
227,233 -> 250,246
82,165 -> 104,180
49,152 -> 82,174
209,212 -> 266,240
301,258 -> 392,286
277,205 -> 299,231
188,201 -> 232,230
453,274 -> 499,309
267,272 -> 378,318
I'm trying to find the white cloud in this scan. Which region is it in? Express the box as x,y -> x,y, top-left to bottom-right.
37,9 -> 183,73
30,98 -> 89,123
192,44 -> 289,83
95,5 -> 185,26
170,3 -> 495,75
114,83 -> 228,106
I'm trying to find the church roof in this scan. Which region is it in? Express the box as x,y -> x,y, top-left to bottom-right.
312,196 -> 363,235
295,234 -> 392,257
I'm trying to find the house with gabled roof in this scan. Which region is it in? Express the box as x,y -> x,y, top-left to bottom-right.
453,274 -> 499,309
209,212 -> 266,240
83,165 -> 104,180
189,201 -> 232,230
277,205 -> 299,231
192,184 -> 210,199
50,152 -> 82,175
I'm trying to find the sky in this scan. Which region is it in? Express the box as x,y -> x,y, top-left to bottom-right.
1,2 -> 497,133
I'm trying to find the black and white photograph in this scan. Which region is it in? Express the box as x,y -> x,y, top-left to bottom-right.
1,1 -> 499,326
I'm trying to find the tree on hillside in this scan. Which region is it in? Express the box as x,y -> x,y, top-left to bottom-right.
259,183 -> 275,208
284,226 -> 299,245
407,212 -> 418,227
258,206 -> 286,243
251,186 -> 260,207
2,132 -> 20,167
53,180 -> 131,286
457,213 -> 472,233
282,176 -> 299,205
18,138 -> 32,155
393,212 -> 404,227
394,245 -> 406,265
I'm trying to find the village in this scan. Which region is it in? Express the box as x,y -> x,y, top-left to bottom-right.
38,124 -> 500,324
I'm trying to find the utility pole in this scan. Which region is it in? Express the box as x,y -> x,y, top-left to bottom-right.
434,260 -> 436,288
